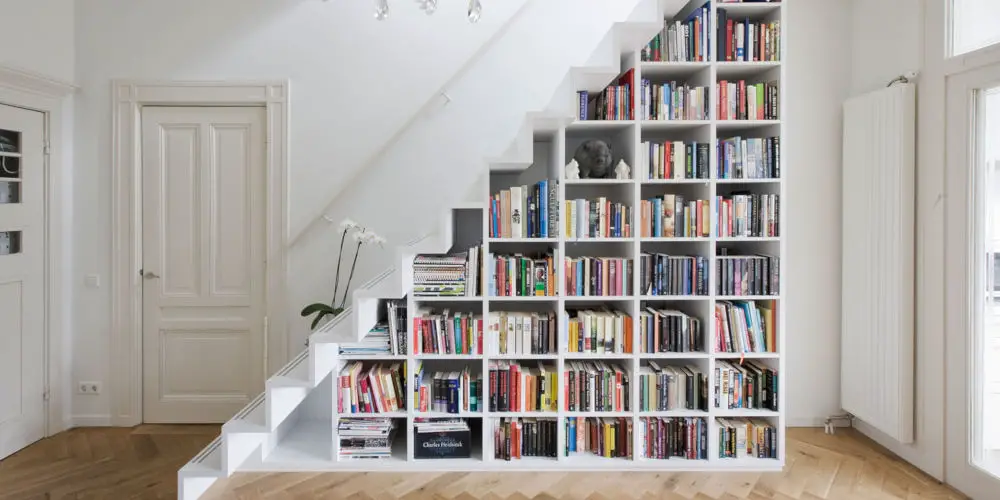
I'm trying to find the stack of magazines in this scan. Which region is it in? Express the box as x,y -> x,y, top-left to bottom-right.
337,299 -> 407,355
413,245 -> 481,297
338,418 -> 398,460
414,418 -> 470,433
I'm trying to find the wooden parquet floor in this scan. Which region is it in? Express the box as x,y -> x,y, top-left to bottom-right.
0,426 -> 967,500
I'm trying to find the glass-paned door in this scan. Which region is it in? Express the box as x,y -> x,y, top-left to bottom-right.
945,61 -> 1000,499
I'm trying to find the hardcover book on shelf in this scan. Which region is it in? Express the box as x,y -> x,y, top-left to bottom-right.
413,363 -> 483,414
639,253 -> 709,296
490,180 -> 558,239
413,309 -> 484,355
564,198 -> 632,239
641,195 -> 711,238
577,69 -> 635,121
338,362 -> 407,415
413,245 -> 483,297
563,256 -> 634,297
564,309 -> 633,354
641,3 -> 710,63
565,417 -> 633,459
494,417 -> 558,460
639,308 -> 703,353
714,300 -> 776,353
640,417 -> 708,460
716,136 -> 780,179
641,140 -> 710,180
717,418 -> 778,459
715,193 -> 779,238
717,80 -> 779,120
487,251 -> 557,297
714,252 -> 779,296
640,81 -> 709,121
488,361 -> 558,413
717,9 -> 780,62
715,360 -> 778,411
638,362 -> 709,411
564,361 -> 630,412
488,311 -> 558,355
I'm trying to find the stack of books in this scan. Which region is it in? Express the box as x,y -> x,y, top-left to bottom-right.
565,417 -> 633,459
714,300 -> 776,353
488,361 -> 558,413
640,81 -> 710,121
715,193 -> 780,238
412,310 -> 483,355
338,418 -> 398,461
494,417 -> 558,460
640,417 -> 708,460
413,246 -> 481,297
565,309 -> 633,354
413,363 -> 483,414
716,136 -> 780,179
640,195 -> 711,238
487,252 -> 557,297
639,308 -> 704,353
638,362 -> 709,411
564,361 -> 630,412
641,140 -> 710,180
339,327 -> 394,356
715,360 -> 778,411
487,311 -> 558,355
641,3 -> 711,62
565,198 -> 633,239
414,417 -> 470,433
717,417 -> 778,459
489,180 -> 558,239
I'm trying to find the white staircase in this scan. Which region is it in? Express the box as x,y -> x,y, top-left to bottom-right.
179,0 -> 683,497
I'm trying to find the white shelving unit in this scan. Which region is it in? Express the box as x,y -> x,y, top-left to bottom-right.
333,0 -> 784,471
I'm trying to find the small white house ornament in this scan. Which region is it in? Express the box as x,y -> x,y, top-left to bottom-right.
614,159 -> 631,180
565,159 -> 581,180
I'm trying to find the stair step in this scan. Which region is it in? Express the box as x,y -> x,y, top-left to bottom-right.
270,350 -> 311,387
223,393 -> 267,433
178,437 -> 223,500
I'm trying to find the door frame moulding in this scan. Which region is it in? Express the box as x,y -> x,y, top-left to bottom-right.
0,64 -> 75,437
110,80 -> 290,427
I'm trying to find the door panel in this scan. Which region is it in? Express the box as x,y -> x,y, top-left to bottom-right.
141,106 -> 266,423
0,105 -> 45,460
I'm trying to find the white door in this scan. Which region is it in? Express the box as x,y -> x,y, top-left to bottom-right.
944,60 -> 1000,498
141,106 -> 267,423
0,105 -> 45,459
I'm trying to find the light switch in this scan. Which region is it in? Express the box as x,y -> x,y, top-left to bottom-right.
85,274 -> 100,288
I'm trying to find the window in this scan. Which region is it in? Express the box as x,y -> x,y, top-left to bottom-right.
952,0 -> 1000,56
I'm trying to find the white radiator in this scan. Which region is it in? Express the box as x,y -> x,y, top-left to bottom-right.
840,83 -> 916,444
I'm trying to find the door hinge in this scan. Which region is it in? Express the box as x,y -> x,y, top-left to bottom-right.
43,142 -> 51,156
43,390 -> 49,402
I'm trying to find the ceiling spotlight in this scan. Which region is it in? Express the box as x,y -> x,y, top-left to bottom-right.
374,0 -> 389,20
467,0 -> 482,23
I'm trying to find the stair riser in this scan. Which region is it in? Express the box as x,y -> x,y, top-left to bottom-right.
178,477 -> 218,500
221,433 -> 265,476
266,386 -> 310,431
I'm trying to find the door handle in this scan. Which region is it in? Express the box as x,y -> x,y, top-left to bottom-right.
143,271 -> 160,280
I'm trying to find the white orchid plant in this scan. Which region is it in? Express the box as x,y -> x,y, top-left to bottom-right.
301,218 -> 386,330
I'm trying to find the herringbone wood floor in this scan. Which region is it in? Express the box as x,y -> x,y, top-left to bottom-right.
0,426 -> 967,499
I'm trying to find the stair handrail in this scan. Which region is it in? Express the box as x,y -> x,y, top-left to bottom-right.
288,0 -> 535,248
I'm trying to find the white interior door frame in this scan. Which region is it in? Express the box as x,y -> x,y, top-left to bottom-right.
111,80 -> 290,427
0,65 -> 75,437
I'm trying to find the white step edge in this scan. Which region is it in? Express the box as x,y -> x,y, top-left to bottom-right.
221,394 -> 268,475
178,436 -> 223,500
266,350 -> 312,431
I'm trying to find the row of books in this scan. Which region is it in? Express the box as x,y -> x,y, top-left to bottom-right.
639,253 -> 710,296
488,361 -> 558,413
564,361 -> 631,412
639,308 -> 703,353
413,246 -> 481,297
564,256 -> 634,297
715,300 -> 777,353
341,307 -> 406,356
413,364 -> 483,414
565,308 -> 633,354
412,310 -> 484,355
715,253 -> 779,296
338,362 -> 407,415
638,362 -> 709,411
641,141 -> 710,180
577,70 -> 636,121
489,180 -> 558,239
338,418 -> 397,460
717,136 -> 780,179
717,80 -> 779,121
493,417 -> 558,460
565,416 -> 633,459
718,418 -> 778,459
641,4 -> 710,63
640,417 -> 708,460
716,360 -> 779,411
716,193 -> 779,238
487,252 -> 557,297
487,311 -> 558,355
565,198 -> 633,239
640,195 -> 710,238
640,81 -> 710,121
717,10 -> 780,62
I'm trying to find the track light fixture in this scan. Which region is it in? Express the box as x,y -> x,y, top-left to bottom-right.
373,0 -> 481,22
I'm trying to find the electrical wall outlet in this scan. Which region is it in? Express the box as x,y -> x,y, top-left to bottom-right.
77,381 -> 102,395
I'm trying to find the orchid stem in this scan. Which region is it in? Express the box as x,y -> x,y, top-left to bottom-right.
339,241 -> 363,310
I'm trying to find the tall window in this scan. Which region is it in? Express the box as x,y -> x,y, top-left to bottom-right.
952,0 -> 1000,56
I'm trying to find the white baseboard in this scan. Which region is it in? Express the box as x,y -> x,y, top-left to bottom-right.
70,414 -> 113,427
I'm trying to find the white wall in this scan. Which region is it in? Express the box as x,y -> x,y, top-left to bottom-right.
71,0 -> 527,420
0,0 -> 75,82
784,0 -> 853,426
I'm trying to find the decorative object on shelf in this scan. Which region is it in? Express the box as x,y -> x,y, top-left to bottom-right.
614,159 -> 631,180
573,139 -> 612,178
301,218 -> 386,330
565,159 -> 580,180
370,0 -> 482,22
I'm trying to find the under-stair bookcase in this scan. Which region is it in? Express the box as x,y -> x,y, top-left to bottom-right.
322,0 -> 785,470
181,3 -> 786,490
